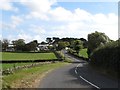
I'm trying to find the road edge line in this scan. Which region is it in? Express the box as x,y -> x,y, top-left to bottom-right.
75,64 -> 100,89
79,76 -> 100,89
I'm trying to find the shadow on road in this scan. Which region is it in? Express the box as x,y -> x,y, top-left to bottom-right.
64,65 -> 96,89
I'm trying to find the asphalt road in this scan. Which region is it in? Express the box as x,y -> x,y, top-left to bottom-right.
39,51 -> 119,89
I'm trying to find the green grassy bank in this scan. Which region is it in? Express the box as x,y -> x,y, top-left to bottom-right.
1,52 -> 57,61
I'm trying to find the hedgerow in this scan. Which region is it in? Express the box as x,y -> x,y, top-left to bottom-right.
90,40 -> 120,73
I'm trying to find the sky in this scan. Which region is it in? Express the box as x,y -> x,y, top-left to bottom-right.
0,0 -> 119,43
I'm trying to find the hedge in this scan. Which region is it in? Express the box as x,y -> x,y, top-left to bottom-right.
90,41 -> 120,73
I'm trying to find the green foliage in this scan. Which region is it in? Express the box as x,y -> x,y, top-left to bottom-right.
54,51 -> 64,59
24,40 -> 38,51
79,49 -> 88,58
70,40 -> 83,54
46,37 -> 52,44
90,40 -> 119,73
12,39 -> 38,52
57,41 -> 70,50
12,39 -> 25,51
64,57 -> 73,63
68,48 -> 76,54
48,45 -> 54,51
2,39 -> 9,51
80,38 -> 88,48
87,31 -> 111,57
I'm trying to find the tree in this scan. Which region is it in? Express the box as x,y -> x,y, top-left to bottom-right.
53,37 -> 59,42
72,40 -> 83,54
12,39 -> 25,51
80,38 -> 88,48
57,41 -> 70,50
33,40 -> 38,45
46,37 -> 52,44
48,45 -> 54,51
41,41 -> 47,45
2,39 -> 9,51
26,40 -> 38,51
0,40 -> 2,51
87,31 -> 111,57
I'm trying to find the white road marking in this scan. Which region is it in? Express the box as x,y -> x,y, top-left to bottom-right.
79,76 -> 100,89
75,64 -> 100,89
77,64 -> 80,68
75,69 -> 77,74
77,63 -> 83,68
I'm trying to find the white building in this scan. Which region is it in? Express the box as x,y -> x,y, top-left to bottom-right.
37,44 -> 53,51
6,44 -> 15,51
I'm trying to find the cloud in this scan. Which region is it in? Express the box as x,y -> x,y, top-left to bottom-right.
17,32 -> 44,43
20,0 -> 56,12
11,15 -> 23,28
2,15 -> 23,30
49,8 -> 118,40
47,10 -> 118,40
2,1 -> 118,42
11,25 -> 47,43
49,7 -> 93,22
26,11 -> 49,20
20,0 -> 56,20
49,7 -> 73,21
30,24 -> 46,34
17,33 -> 32,43
6,30 -> 42,43
0,0 -> 18,11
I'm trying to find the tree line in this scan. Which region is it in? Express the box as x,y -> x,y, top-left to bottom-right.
0,37 -> 87,52
1,39 -> 38,52
46,37 -> 87,52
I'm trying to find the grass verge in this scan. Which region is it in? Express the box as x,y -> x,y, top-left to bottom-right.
79,48 -> 88,58
2,62 -> 69,88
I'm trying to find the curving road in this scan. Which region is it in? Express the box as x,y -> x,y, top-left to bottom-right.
39,51 -> 119,89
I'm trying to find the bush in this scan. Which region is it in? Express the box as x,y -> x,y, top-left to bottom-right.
53,51 -> 64,60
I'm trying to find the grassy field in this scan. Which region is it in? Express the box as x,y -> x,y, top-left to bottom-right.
2,62 -> 69,88
79,48 -> 88,58
1,52 -> 57,61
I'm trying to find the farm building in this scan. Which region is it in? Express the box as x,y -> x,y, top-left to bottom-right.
6,44 -> 15,51
37,44 -> 53,51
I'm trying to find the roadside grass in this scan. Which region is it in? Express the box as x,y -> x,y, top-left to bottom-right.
64,57 -> 73,63
56,50 -> 73,63
79,48 -> 88,58
1,63 -> 35,70
2,62 -> 70,88
1,52 -> 57,61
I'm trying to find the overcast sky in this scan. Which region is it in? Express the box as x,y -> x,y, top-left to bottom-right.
1,0 -> 119,43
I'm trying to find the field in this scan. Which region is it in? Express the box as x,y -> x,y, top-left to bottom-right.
79,48 -> 88,58
1,52 -> 69,88
1,52 -> 57,61
2,62 -> 69,88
